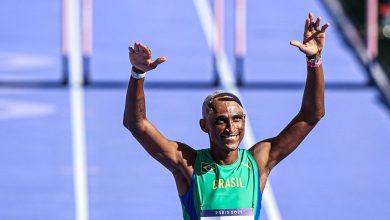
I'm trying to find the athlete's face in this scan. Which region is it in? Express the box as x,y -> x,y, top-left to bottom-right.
200,97 -> 245,152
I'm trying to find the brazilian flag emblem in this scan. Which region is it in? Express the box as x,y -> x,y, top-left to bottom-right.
201,162 -> 216,174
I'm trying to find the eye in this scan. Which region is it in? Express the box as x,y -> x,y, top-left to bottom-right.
233,115 -> 243,122
215,117 -> 227,125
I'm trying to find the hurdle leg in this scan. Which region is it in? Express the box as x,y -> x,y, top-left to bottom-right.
82,0 -> 92,85
212,0 -> 224,86
61,0 -> 69,85
234,0 -> 246,86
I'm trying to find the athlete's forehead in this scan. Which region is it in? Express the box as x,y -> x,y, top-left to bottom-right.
202,90 -> 243,118
211,98 -> 243,115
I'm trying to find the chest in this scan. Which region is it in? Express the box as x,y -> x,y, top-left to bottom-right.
194,161 -> 257,209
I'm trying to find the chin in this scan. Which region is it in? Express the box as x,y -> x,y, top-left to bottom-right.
224,143 -> 240,151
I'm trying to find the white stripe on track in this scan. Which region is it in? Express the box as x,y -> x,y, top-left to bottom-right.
66,0 -> 90,220
193,0 -> 282,219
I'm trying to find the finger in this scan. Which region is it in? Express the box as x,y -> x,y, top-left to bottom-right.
321,23 -> 330,32
304,18 -> 310,33
145,46 -> 151,54
308,12 -> 314,21
143,44 -> 152,55
150,57 -> 167,68
134,42 -> 140,52
290,40 -> 305,52
139,43 -> 148,53
308,12 -> 314,31
315,17 -> 321,31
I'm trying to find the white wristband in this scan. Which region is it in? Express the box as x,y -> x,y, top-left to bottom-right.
131,69 -> 146,79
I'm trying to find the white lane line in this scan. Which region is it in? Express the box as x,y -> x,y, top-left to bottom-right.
66,0 -> 90,220
193,0 -> 282,219
70,87 -> 89,220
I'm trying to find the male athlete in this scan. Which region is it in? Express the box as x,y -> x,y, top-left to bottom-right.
124,13 -> 329,220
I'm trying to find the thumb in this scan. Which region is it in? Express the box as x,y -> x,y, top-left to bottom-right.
290,40 -> 305,52
151,57 -> 167,68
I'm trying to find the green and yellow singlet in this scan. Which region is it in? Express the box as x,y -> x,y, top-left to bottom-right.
180,149 -> 262,220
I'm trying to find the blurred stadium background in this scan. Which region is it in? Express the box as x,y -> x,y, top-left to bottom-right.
0,0 -> 389,220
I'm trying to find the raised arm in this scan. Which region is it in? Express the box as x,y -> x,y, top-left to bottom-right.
123,42 -> 196,180
250,13 -> 329,190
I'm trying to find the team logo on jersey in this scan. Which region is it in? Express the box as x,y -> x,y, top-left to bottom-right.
201,162 -> 216,174
241,161 -> 251,169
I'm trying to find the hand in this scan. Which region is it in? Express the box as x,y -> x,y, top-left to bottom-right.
128,42 -> 166,72
290,13 -> 329,57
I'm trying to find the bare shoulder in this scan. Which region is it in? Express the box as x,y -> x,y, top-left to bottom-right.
249,139 -> 272,161
249,139 -> 273,175
172,142 -> 197,195
248,140 -> 274,192
174,141 -> 197,172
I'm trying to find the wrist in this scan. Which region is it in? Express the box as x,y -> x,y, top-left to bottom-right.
132,66 -> 145,74
306,48 -> 322,59
131,66 -> 146,79
307,55 -> 322,68
306,49 -> 322,68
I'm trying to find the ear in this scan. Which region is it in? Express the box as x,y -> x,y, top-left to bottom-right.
199,119 -> 209,133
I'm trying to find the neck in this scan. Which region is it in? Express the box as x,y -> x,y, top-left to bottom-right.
209,146 -> 239,165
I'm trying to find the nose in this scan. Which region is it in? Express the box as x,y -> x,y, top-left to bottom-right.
225,119 -> 236,133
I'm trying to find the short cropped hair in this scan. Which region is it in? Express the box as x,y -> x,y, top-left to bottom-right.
202,90 -> 243,118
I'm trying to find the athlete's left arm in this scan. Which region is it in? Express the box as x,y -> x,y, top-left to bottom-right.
249,13 -> 329,186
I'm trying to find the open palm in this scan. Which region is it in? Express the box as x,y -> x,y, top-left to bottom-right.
290,13 -> 329,57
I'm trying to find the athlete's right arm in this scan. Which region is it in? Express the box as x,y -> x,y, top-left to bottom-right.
123,42 -> 196,179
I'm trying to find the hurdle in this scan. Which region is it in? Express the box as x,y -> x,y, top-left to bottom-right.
212,0 -> 246,86
62,0 -> 92,85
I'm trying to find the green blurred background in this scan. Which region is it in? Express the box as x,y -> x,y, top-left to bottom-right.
339,0 -> 390,77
